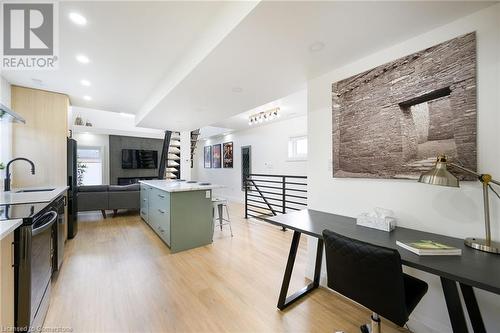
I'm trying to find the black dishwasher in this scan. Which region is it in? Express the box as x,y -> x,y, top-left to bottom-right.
52,196 -> 65,273
15,203 -> 57,331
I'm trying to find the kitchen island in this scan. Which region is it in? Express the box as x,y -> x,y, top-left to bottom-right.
139,180 -> 223,253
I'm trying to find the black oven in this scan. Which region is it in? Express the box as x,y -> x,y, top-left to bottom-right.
1,195 -> 64,331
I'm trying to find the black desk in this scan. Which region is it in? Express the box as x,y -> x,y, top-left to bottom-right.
264,209 -> 500,333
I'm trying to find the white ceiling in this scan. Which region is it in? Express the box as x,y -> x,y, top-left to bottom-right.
136,1 -> 493,131
1,1 -> 494,131
209,88 -> 307,132
198,126 -> 232,141
198,88 -> 307,140
1,1 -> 256,113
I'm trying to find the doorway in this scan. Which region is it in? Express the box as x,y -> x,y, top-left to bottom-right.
241,146 -> 251,191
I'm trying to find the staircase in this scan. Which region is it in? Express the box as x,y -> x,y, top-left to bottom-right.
158,130 -> 181,180
166,131 -> 181,179
159,129 -> 199,179
190,129 -> 200,168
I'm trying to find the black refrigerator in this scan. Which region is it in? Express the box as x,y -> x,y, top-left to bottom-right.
67,138 -> 78,238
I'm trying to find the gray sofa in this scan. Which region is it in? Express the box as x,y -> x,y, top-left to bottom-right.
77,184 -> 140,218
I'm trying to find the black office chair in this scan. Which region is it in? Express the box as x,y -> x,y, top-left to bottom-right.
323,229 -> 428,333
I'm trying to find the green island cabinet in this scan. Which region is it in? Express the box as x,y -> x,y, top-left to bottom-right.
139,180 -> 220,253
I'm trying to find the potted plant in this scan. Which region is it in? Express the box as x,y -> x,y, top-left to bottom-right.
77,161 -> 87,186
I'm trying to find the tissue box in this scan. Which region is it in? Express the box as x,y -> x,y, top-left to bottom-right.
356,213 -> 396,232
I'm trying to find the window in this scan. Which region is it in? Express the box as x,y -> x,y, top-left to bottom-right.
77,147 -> 103,185
288,136 -> 307,160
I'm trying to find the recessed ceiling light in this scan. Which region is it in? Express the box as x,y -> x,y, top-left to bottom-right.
83,95 -> 92,101
76,54 -> 89,64
309,41 -> 325,52
232,87 -> 243,93
69,12 -> 87,26
80,79 -> 91,86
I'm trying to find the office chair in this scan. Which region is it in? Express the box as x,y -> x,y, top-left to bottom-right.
323,229 -> 428,333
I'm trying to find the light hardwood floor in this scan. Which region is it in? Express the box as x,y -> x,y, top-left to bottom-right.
44,203 -> 406,333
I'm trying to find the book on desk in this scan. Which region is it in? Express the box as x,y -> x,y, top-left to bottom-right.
396,240 -> 462,256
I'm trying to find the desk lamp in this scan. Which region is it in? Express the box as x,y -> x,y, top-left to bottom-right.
418,155 -> 500,254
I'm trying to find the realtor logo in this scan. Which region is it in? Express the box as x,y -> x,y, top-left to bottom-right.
1,1 -> 59,69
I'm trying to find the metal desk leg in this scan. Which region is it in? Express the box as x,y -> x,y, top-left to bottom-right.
460,283 -> 486,333
440,277 -> 468,333
277,232 -> 323,310
313,238 -> 323,287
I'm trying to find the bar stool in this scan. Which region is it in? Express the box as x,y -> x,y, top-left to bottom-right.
212,198 -> 233,237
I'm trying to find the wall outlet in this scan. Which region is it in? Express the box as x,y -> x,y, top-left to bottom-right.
205,190 -> 211,199
265,162 -> 274,169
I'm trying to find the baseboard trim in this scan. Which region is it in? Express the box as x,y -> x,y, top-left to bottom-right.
407,312 -> 452,333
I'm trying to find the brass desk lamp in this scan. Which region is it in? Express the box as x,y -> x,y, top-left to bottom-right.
419,155 -> 500,254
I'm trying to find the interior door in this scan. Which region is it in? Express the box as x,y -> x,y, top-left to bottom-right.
241,146 -> 251,191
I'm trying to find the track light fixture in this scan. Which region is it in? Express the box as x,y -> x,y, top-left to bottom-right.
248,107 -> 280,126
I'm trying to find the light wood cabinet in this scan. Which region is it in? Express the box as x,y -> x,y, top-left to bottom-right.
0,232 -> 15,328
11,86 -> 69,188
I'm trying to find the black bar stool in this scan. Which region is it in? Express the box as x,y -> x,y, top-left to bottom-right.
323,229 -> 428,333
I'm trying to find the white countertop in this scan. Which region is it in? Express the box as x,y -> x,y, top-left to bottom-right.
139,180 -> 224,193
0,186 -> 69,205
0,218 -> 22,240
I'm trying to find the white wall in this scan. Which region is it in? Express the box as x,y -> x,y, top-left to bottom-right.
69,106 -> 165,139
0,77 -> 12,190
72,133 -> 110,185
0,77 -> 11,108
306,5 -> 500,333
193,115 -> 307,202
70,111 -> 193,184
180,131 -> 192,181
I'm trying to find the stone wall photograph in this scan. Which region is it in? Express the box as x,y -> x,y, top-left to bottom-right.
332,32 -> 477,180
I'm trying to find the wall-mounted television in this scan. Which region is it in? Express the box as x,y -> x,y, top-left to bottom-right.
122,149 -> 158,169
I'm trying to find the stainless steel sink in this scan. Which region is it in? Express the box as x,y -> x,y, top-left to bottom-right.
15,188 -> 55,193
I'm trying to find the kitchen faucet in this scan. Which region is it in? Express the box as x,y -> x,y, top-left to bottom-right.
3,158 -> 36,192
